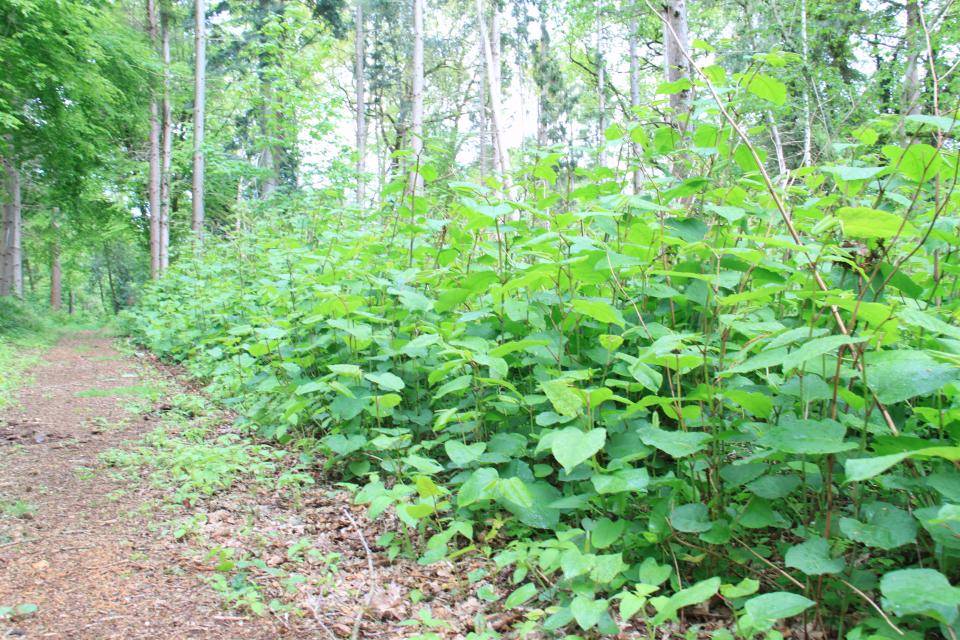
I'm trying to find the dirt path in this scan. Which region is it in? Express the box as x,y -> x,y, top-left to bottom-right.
0,332 -> 500,640
0,332 -> 278,640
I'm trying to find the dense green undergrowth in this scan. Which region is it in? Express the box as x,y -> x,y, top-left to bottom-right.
128,70 -> 960,638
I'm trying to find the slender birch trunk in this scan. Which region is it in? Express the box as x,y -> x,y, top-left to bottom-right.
409,0 -> 424,192
355,0 -> 367,202
799,0 -> 812,166
594,0 -> 604,164
160,6 -> 172,270
147,0 -> 161,277
192,0 -> 206,239
661,0 -> 690,120
50,209 -> 61,311
629,17 -> 641,192
489,7 -> 503,177
903,0 -> 921,117
476,0 -> 510,177
478,41 -> 489,178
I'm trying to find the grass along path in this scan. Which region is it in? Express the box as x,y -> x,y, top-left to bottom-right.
0,331 -> 505,640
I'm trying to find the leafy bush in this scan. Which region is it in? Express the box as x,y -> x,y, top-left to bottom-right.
128,84 -> 960,636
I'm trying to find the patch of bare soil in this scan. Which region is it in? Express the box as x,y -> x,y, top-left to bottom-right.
0,332 -> 515,640
0,332 -> 280,639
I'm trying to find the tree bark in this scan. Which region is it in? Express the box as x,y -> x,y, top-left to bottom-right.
488,6 -> 503,176
355,0 -> 367,202
147,0 -> 161,278
629,17 -> 641,191
409,0 -> 425,192
903,0 -> 921,117
1,154 -> 22,298
594,0 -> 604,164
50,210 -> 61,311
160,5 -> 172,271
660,0 -> 690,120
192,0 -> 206,239
475,0 -> 510,177
799,0 -> 812,166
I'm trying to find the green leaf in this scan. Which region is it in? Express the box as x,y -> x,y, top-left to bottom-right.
591,517 -> 626,549
364,371 -> 405,391
758,416 -> 854,455
444,440 -> 486,466
540,379 -> 583,417
571,299 -> 625,328
880,568 -> 960,624
865,350 -> 957,404
570,595 -> 608,630
721,578 -> 760,599
458,468 -> 499,507
638,426 -> 711,458
883,143 -> 942,183
840,502 -> 917,549
846,447 -> 960,481
779,335 -> 867,372
784,537 -> 845,575
551,427 -> 606,473
745,73 -> 787,105
822,166 -> 885,182
496,477 -> 534,509
651,577 -> 721,625
504,583 -> 537,609
670,503 -> 713,533
743,592 -> 815,629
838,207 -> 915,239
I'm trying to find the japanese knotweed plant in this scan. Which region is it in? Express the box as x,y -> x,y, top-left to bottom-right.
127,57 -> 960,638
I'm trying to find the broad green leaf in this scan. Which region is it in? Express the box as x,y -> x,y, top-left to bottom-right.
540,379 -> 583,417
651,577 -> 721,625
865,350 -> 957,404
670,503 -> 712,533
883,143 -> 942,183
840,502 -> 917,549
591,518 -> 625,549
570,595 -> 608,630
551,427 -> 606,473
571,299 -> 625,328
638,426 -> 711,458
364,371 -> 405,391
496,477 -> 534,509
846,447 -> 960,481
745,73 -> 787,105
880,569 -> 960,624
444,440 -> 486,466
743,592 -> 815,629
822,166 -> 885,182
504,583 -> 537,609
779,335 -> 867,372
784,537 -> 845,575
838,207 -> 915,239
458,468 -> 499,507
758,416 -> 854,455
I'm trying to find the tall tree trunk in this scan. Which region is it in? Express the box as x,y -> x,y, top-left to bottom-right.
476,0 -> 510,177
1,154 -> 22,298
478,43 -> 489,178
409,0 -> 424,192
594,0 -> 604,165
629,17 -> 641,192
488,6 -> 503,177
50,209 -> 61,311
799,0 -> 812,166
147,0 -> 161,278
192,0 -> 206,239
355,0 -> 367,202
660,0 -> 690,120
903,0 -> 921,117
160,6 -> 172,271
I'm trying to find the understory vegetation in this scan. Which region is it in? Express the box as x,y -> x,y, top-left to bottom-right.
128,79 -> 960,638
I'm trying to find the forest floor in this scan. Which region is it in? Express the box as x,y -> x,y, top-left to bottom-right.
0,331 -> 501,640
